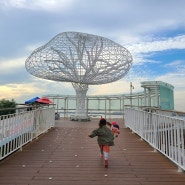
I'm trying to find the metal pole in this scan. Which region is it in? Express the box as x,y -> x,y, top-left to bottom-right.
130,82 -> 134,108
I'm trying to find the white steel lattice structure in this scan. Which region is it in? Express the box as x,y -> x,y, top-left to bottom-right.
25,32 -> 133,120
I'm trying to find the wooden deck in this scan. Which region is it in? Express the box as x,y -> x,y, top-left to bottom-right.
0,118 -> 185,185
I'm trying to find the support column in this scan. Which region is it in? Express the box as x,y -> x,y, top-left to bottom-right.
72,82 -> 89,121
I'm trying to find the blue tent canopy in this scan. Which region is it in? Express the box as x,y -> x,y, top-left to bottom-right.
25,97 -> 40,104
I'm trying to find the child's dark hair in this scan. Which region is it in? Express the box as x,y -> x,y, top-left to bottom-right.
99,118 -> 107,128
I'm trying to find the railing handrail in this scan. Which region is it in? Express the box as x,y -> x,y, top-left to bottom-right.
0,107 -> 55,160
125,108 -> 185,172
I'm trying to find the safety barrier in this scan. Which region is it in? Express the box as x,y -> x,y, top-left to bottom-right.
0,108 -> 55,160
125,108 -> 185,172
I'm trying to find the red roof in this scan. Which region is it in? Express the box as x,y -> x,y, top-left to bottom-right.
36,97 -> 53,104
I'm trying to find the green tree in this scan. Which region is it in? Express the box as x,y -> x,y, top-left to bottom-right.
0,99 -> 16,116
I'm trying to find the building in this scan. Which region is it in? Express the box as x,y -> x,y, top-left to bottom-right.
140,81 -> 174,110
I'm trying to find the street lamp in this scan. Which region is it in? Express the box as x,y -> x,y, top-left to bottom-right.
130,82 -> 134,107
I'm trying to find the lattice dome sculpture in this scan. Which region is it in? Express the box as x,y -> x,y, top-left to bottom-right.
25,32 -> 133,120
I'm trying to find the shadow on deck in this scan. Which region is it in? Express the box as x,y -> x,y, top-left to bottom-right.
0,118 -> 185,185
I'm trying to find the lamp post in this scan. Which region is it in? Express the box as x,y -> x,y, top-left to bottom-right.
130,82 -> 134,108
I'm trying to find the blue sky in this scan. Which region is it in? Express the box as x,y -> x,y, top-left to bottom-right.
0,0 -> 185,111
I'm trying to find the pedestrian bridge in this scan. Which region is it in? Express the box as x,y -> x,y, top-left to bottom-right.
0,108 -> 185,185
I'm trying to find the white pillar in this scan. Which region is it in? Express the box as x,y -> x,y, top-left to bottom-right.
72,83 -> 88,118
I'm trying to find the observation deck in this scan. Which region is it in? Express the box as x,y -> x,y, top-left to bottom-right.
0,118 -> 185,185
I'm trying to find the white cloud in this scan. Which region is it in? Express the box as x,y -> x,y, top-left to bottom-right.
124,35 -> 185,67
127,35 -> 185,55
164,60 -> 184,67
25,43 -> 43,53
0,0 -> 74,11
174,91 -> 185,112
0,83 -> 44,100
156,72 -> 185,88
163,60 -> 185,74
0,57 -> 25,74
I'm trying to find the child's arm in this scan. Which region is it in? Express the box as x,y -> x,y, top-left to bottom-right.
88,129 -> 98,138
106,121 -> 111,127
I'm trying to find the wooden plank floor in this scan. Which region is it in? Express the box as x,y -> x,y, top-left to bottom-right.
0,118 -> 185,185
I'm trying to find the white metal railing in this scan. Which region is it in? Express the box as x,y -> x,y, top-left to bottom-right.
125,108 -> 185,172
0,107 -> 55,160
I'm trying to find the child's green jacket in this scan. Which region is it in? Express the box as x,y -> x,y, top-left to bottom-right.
89,125 -> 114,146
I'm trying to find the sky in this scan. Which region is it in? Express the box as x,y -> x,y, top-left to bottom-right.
0,0 -> 185,112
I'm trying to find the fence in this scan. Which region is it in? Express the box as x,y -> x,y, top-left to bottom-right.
0,107 -> 55,160
125,108 -> 185,172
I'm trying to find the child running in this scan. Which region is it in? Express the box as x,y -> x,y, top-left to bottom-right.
88,118 -> 114,168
